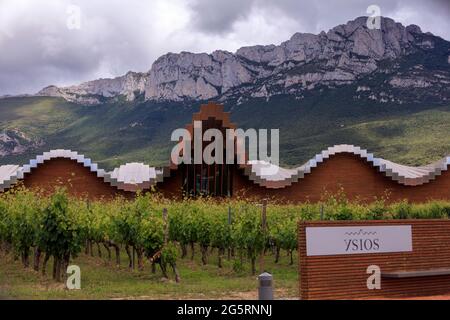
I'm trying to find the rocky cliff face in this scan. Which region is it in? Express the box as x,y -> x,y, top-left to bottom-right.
38,71 -> 147,105
0,130 -> 44,157
36,16 -> 450,104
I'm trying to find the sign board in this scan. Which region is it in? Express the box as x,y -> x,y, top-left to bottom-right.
306,225 -> 412,256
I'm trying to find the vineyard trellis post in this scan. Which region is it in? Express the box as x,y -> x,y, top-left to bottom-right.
260,199 -> 267,274
228,206 -> 232,260
163,208 -> 168,244
85,199 -> 91,256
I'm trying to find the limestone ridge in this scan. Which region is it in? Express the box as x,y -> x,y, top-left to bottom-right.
38,71 -> 147,105
36,16 -> 450,105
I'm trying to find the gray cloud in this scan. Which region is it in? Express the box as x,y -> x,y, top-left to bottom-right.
0,0 -> 449,95
189,0 -> 448,37
188,0 -> 255,34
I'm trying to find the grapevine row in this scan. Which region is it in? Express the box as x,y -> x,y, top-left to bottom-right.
1,187 -> 450,282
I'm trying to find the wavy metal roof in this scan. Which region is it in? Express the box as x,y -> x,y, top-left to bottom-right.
0,145 -> 449,192
0,165 -> 21,192
243,144 -> 450,189
105,163 -> 159,192
0,149 -> 164,192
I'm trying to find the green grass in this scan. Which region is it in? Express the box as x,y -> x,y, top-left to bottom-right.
0,246 -> 298,300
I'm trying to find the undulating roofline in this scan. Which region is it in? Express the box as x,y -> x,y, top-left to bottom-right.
243,145 -> 450,188
0,149 -> 165,192
1,145 -> 449,192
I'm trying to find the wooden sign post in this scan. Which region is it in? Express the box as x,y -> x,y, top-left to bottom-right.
298,220 -> 450,299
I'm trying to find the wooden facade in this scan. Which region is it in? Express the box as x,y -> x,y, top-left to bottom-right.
21,158 -> 133,200
232,153 -> 450,203
1,102 -> 450,203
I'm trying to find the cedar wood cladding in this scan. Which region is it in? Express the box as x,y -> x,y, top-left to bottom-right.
1,102 -> 450,202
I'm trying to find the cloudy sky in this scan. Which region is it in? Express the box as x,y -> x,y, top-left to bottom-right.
0,0 -> 449,95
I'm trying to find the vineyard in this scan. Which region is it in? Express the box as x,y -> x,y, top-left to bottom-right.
1,187 -> 450,290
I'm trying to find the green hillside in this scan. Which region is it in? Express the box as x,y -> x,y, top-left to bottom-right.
0,96 -> 79,136
1,94 -> 450,170
230,93 -> 450,167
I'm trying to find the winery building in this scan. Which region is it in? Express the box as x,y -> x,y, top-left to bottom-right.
1,102 -> 450,203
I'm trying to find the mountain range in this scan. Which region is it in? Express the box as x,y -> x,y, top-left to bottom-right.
1,16 -> 450,169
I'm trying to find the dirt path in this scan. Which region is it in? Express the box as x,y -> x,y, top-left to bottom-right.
112,289 -> 297,300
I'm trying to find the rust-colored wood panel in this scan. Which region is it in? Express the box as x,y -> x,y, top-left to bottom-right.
233,153 -> 450,203
298,220 -> 450,300
156,169 -> 183,200
22,158 -> 133,200
5,103 -> 450,203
